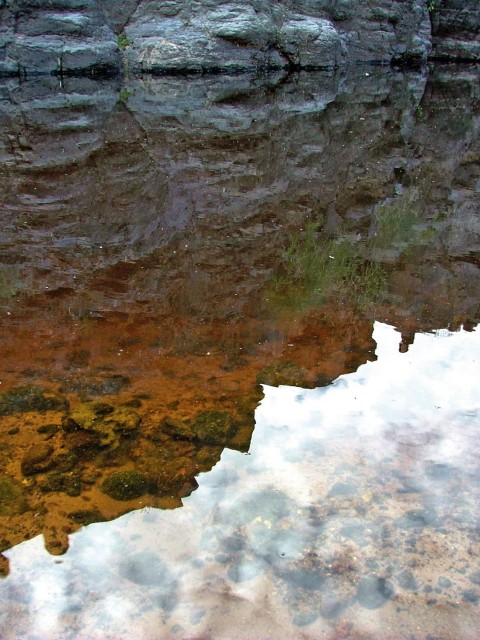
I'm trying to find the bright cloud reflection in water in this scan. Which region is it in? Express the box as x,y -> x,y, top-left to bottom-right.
1,323 -> 479,640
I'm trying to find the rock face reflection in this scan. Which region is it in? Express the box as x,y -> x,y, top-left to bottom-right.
0,66 -> 479,565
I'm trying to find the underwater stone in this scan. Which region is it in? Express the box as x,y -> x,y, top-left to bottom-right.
164,411 -> 236,446
39,472 -> 82,497
327,482 -> 357,498
394,508 -> 440,529
397,570 -> 419,591
191,410 -> 235,446
0,385 -> 68,416
63,402 -> 141,448
67,510 -> 107,526
100,470 -> 149,500
356,575 -> 394,609
37,423 -> 61,439
469,571 -> 480,585
0,475 -> 28,516
21,443 -> 54,476
462,589 -> 479,604
163,417 -> 196,441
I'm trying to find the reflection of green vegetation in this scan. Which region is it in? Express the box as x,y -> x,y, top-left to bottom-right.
370,188 -> 422,250
0,266 -> 22,298
117,34 -> 130,49
269,220 -> 387,311
119,88 -> 133,103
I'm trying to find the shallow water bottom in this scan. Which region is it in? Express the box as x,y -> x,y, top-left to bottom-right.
1,323 -> 479,640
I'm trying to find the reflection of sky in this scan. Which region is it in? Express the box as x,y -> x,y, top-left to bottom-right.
1,323 -> 480,640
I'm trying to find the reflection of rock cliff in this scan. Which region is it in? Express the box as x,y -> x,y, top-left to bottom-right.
0,1 -> 478,76
0,66 -> 478,327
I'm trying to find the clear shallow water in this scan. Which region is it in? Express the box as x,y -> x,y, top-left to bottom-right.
1,323 -> 479,639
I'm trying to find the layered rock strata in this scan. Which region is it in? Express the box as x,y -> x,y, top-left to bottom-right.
0,0 -> 478,76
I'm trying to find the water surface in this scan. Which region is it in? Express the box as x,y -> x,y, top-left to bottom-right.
0,65 -> 479,639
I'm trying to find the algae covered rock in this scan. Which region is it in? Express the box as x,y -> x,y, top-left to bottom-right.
100,470 -> 149,501
164,411 -> 236,446
21,444 -> 54,476
39,472 -> 82,497
191,410 -> 236,446
0,385 -> 69,416
63,402 -> 141,448
0,475 -> 28,516
163,417 -> 196,441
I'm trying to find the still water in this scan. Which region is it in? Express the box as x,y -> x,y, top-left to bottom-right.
0,64 -> 479,639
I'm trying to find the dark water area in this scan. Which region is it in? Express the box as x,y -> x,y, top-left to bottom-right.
0,64 -> 479,639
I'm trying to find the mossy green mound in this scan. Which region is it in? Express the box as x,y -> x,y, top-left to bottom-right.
63,402 -> 141,448
0,385 -> 69,416
101,470 -> 148,501
0,475 -> 28,516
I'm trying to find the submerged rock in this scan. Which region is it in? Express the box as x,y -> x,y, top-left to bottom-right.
191,410 -> 235,446
67,510 -> 107,526
21,444 -> 54,476
164,410 -> 236,446
39,472 -> 82,497
100,470 -> 149,500
356,575 -> 394,609
62,401 -> 141,448
0,385 -> 68,416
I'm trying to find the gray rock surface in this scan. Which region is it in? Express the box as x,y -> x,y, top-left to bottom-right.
0,0 -> 478,76
431,0 -> 480,61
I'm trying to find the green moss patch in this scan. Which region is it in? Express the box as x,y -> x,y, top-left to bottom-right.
100,470 -> 148,501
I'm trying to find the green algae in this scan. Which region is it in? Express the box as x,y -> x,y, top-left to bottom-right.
63,402 -> 141,448
100,470 -> 149,501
